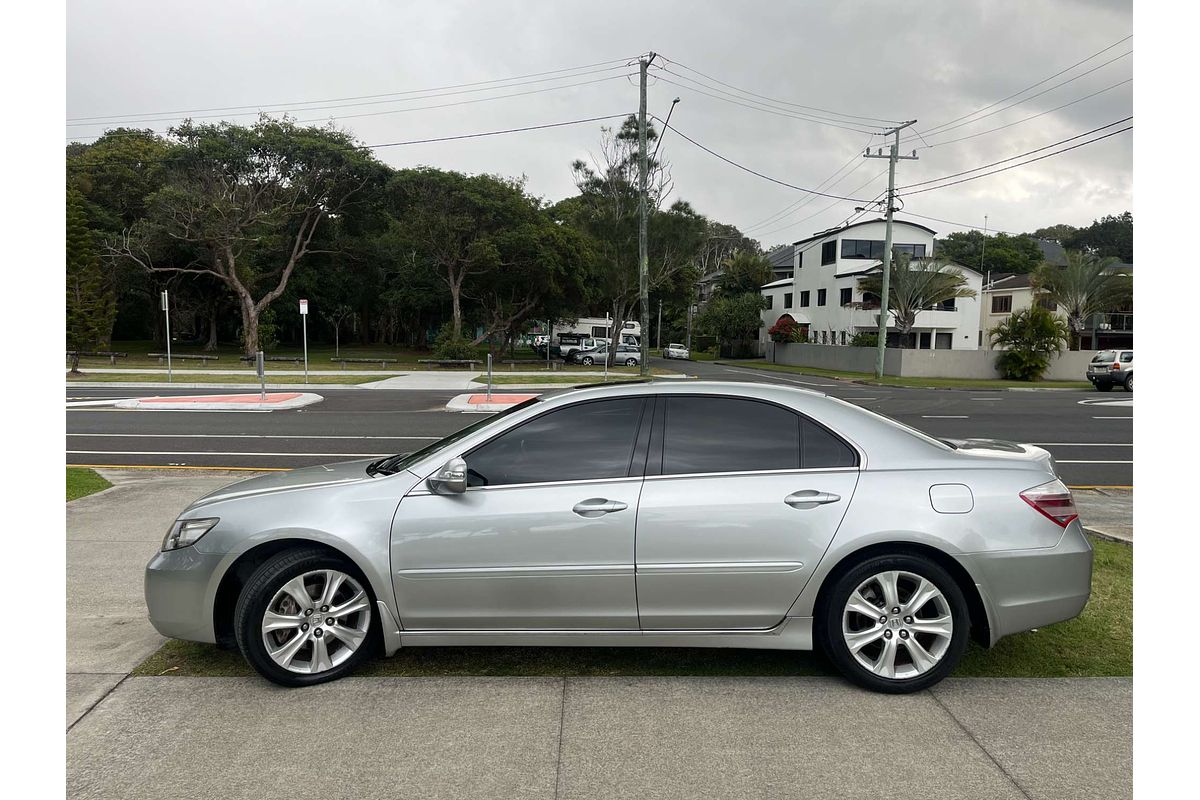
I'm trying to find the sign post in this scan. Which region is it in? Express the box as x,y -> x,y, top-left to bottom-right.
160,290 -> 172,383
604,312 -> 611,382
256,351 -> 266,401
299,299 -> 309,384
486,353 -> 493,401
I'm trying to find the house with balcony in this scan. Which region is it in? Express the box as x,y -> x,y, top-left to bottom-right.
760,218 -> 983,350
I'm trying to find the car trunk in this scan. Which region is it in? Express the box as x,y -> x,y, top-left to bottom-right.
941,438 -> 1059,476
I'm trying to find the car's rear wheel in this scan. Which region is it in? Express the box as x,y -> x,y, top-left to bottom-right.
818,553 -> 969,693
234,548 -> 379,687
581,356 -> 594,365
1123,374 -> 1132,392
1095,381 -> 1113,392
625,358 -> 637,366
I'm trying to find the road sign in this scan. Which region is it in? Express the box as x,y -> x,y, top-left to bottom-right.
299,299 -> 309,315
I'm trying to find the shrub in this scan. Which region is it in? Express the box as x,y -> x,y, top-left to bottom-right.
432,324 -> 477,361
768,316 -> 806,343
989,306 -> 1069,381
849,331 -> 878,348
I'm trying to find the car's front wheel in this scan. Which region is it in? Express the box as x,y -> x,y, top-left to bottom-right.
625,358 -> 637,366
581,356 -> 594,365
234,548 -> 379,687
818,553 -> 969,693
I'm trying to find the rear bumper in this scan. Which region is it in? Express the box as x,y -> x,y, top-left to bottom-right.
958,521 -> 1094,645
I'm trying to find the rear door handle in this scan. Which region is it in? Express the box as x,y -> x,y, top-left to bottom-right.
572,498 -> 629,517
785,490 -> 842,509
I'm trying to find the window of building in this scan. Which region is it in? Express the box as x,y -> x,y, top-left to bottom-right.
840,331 -> 846,345
839,287 -> 852,306
784,292 -> 793,308
800,291 -> 810,307
821,241 -> 837,265
1037,297 -> 1058,311
931,298 -> 956,311
841,240 -> 927,260
662,397 -> 799,475
817,289 -> 827,306
765,295 -> 773,309
821,330 -> 828,344
991,295 -> 1012,314
466,398 -> 646,487
893,243 -> 927,259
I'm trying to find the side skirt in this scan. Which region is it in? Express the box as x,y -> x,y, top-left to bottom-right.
391,616 -> 813,652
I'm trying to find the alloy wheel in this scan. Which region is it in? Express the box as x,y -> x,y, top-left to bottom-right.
841,570 -> 953,680
261,569 -> 372,674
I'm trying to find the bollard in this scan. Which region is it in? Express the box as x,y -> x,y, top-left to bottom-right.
486,353 -> 493,401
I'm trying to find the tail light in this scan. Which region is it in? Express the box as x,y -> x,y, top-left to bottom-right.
1020,479 -> 1079,527
1111,362 -> 1121,371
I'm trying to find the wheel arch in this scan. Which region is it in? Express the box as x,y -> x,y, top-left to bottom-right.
810,541 -> 992,648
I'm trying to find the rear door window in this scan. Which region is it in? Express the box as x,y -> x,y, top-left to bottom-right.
1120,352 -> 1133,362
662,397 -> 799,475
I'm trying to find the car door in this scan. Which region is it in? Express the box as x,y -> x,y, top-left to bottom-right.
634,395 -> 859,630
391,396 -> 650,630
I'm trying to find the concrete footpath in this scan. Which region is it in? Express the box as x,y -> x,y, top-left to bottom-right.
67,471 -> 1132,800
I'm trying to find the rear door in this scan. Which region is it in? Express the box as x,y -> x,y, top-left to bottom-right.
634,395 -> 859,630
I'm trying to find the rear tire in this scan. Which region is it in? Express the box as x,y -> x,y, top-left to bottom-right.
1095,382 -> 1113,392
625,358 -> 637,366
817,553 -> 969,694
581,357 -> 593,366
234,548 -> 380,687
1123,374 -> 1132,392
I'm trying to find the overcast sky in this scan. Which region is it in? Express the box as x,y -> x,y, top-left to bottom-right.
66,0 -> 1132,250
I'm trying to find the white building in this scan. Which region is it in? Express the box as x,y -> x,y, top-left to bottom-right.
759,219 -> 983,350
980,267 -> 1133,351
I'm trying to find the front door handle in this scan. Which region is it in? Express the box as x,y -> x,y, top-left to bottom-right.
572,498 -> 629,517
785,490 -> 842,509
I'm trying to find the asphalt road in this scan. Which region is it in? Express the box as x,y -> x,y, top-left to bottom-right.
66,359 -> 1132,486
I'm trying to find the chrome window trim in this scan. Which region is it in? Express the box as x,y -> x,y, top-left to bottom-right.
407,467 -> 856,495
406,475 -> 643,496
636,561 -> 804,575
397,564 -> 634,580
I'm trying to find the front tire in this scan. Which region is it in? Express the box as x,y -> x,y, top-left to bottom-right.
625,358 -> 637,366
581,357 -> 593,366
817,553 -> 969,694
234,548 -> 379,687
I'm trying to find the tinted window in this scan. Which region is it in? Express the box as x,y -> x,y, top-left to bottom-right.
800,291 -> 810,307
466,398 -> 645,487
662,397 -> 799,475
1120,352 -> 1133,362
817,289 -> 827,306
802,419 -> 859,468
821,241 -> 837,265
839,287 -> 852,306
784,292 -> 793,308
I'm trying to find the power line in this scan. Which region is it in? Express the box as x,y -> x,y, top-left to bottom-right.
753,171 -> 889,242
917,78 -> 1131,150
650,73 -> 886,135
657,55 -> 903,125
898,125 -> 1132,197
913,34 -> 1131,139
653,117 -> 875,201
897,117 -> 1131,189
741,144 -> 871,233
66,57 -> 637,123
896,210 -> 1019,236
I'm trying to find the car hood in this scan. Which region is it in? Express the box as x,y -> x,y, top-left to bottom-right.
189,459 -> 378,508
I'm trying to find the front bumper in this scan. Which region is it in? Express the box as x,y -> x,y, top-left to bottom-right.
144,547 -> 225,644
958,521 -> 1094,644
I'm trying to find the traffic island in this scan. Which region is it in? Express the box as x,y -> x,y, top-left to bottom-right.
113,391 -> 324,411
446,392 -> 538,412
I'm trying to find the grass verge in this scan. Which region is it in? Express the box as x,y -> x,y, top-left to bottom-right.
472,369 -> 678,385
133,535 -> 1129,679
718,359 -> 1094,390
66,372 -> 386,385
67,467 -> 112,501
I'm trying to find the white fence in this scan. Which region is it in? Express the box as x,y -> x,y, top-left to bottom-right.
765,342 -> 1098,381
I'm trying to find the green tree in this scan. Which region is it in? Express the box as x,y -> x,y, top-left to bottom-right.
935,231 -> 1044,274
717,251 -> 773,295
988,306 -> 1070,380
1064,211 -> 1132,262
1034,251 -> 1132,350
66,188 -> 116,373
697,292 -> 767,343
858,252 -> 977,348
108,118 -> 386,355
1030,223 -> 1078,244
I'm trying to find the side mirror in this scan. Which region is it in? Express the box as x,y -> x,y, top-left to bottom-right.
428,456 -> 467,495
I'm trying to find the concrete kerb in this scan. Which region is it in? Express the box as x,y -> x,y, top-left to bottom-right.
113,391 -> 324,411
447,392 -> 540,412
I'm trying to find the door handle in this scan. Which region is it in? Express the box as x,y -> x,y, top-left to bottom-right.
784,490 -> 842,509
572,498 -> 629,517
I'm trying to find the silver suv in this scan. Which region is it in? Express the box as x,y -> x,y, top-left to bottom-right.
1086,349 -> 1133,392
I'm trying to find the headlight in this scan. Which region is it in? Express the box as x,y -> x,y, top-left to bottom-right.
162,517 -> 219,551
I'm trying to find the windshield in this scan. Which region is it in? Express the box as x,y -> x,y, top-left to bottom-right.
366,397 -> 540,476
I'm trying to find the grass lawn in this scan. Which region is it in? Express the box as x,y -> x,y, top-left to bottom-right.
65,372 -> 386,385
719,359 -> 1093,390
133,534 -> 1129,679
67,468 -> 112,501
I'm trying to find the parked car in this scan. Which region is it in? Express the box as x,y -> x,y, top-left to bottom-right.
1086,349 -> 1133,392
568,343 -> 641,366
662,342 -> 690,360
554,335 -> 605,360
146,381 -> 1091,693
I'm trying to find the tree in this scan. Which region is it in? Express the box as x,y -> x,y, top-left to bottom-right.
66,188 -> 117,373
1030,223 -> 1078,244
1034,250 -> 1132,350
716,251 -> 773,295
320,304 -> 356,357
107,118 -> 385,355
989,306 -> 1070,381
858,253 -> 977,347
934,231 -> 1044,274
1064,211 -> 1132,262
697,292 -> 766,343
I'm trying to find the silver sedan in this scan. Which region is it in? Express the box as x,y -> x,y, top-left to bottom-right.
145,381 -> 1092,693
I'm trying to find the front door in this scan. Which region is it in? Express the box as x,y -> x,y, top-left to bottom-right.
635,395 -> 859,630
391,397 -> 649,630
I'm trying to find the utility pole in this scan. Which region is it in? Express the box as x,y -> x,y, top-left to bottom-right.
637,52 -> 656,376
863,121 -> 918,379
980,214 -> 989,277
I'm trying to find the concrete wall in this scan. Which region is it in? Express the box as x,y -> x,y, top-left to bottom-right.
767,342 -> 1097,381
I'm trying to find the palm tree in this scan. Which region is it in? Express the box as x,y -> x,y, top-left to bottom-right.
1034,251 -> 1132,350
857,252 -> 977,348
988,306 -> 1069,380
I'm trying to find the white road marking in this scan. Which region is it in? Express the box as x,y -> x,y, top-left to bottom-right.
67,450 -> 390,458
65,398 -> 133,407
66,433 -> 440,440
921,415 -> 969,419
1078,398 -> 1133,406
841,397 -> 879,401
968,397 -> 1003,401
718,367 -> 838,388
1092,416 -> 1133,420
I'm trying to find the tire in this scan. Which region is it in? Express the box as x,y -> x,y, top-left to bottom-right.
1095,382 -> 1114,392
625,358 -> 637,366
817,553 -> 970,694
234,547 -> 380,687
581,357 -> 594,366
1123,374 -> 1132,392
